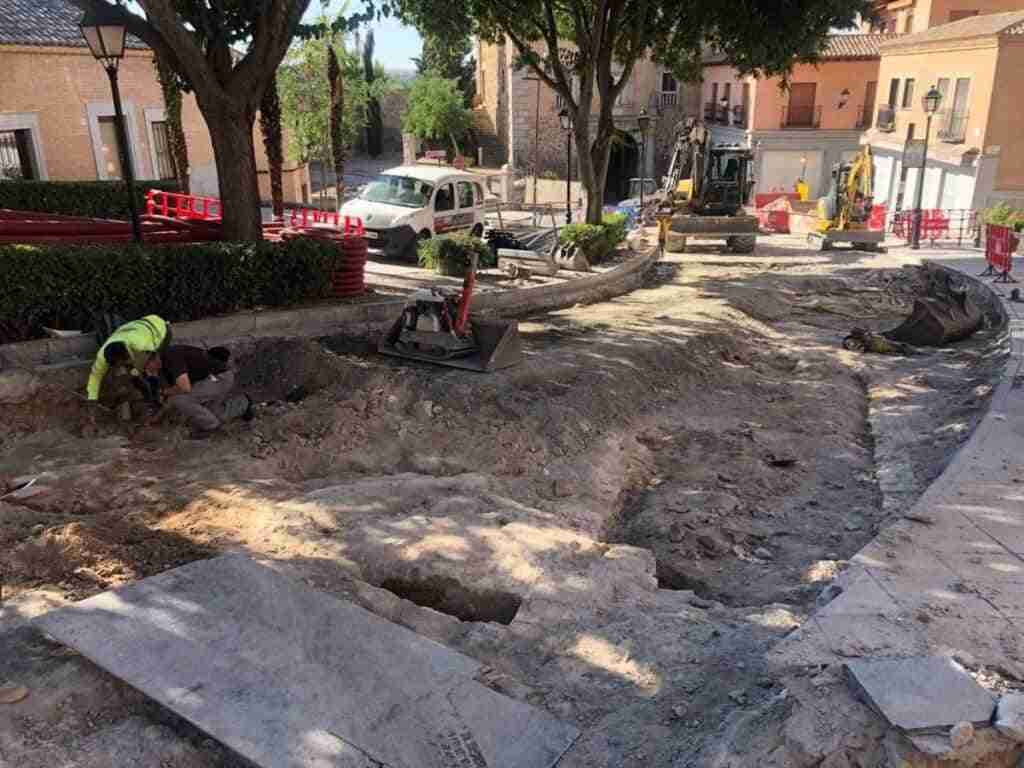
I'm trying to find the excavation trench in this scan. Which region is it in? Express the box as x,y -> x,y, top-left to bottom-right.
0,253 -> 1009,768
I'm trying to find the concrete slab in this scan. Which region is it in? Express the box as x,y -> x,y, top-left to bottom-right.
34,554 -> 579,768
845,656 -> 995,735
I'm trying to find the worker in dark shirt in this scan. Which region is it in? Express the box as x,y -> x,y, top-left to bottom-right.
145,345 -> 250,437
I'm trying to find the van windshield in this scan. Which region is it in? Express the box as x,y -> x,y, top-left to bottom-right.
359,175 -> 434,208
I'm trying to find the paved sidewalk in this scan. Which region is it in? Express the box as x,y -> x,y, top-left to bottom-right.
772,243 -> 1024,679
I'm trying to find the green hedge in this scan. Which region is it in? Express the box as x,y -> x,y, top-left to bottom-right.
985,203 -> 1024,232
0,237 -> 336,344
559,212 -> 629,263
418,233 -> 496,275
0,180 -> 180,220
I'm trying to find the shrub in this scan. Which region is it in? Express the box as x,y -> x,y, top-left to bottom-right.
0,237 -> 336,344
418,233 -> 495,275
558,213 -> 629,263
0,180 -> 179,220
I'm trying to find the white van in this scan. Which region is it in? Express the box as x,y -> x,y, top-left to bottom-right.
339,165 -> 488,260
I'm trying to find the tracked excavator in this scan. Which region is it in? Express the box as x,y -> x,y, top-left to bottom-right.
657,119 -> 760,254
809,145 -> 884,252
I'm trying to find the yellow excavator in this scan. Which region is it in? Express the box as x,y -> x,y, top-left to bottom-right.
810,145 -> 884,252
657,119 -> 760,254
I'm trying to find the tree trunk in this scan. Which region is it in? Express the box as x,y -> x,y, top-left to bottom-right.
327,46 -> 346,212
206,107 -> 263,241
259,75 -> 285,220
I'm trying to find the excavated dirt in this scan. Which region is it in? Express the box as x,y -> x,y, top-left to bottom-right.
0,238 -> 1008,767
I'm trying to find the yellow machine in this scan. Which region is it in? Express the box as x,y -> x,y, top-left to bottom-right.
809,146 -> 884,252
655,119 -> 760,254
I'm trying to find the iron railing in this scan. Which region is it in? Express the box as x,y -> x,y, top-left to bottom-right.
0,130 -> 31,180
888,208 -> 981,246
877,106 -> 896,132
731,105 -> 747,128
704,101 -> 717,121
936,109 -> 969,144
781,104 -> 821,129
660,91 -> 678,108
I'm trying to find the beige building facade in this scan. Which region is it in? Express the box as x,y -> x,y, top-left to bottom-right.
0,0 -> 310,207
863,10 -> 1024,212
474,40 -> 701,202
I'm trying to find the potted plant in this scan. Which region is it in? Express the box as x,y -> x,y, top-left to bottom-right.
418,233 -> 495,276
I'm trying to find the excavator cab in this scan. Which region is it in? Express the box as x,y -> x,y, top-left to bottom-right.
811,146 -> 883,251
695,147 -> 754,214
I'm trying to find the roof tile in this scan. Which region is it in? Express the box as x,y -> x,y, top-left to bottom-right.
0,0 -> 147,49
880,9 -> 1024,49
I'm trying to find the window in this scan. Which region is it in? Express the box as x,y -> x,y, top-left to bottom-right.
949,9 -> 978,21
359,175 -> 433,207
861,81 -> 877,128
785,82 -> 817,127
457,181 -> 475,209
435,183 -> 454,212
903,12 -> 914,32
660,72 -> 677,93
711,82 -> 718,107
97,116 -> 124,180
888,78 -> 901,107
901,78 -> 915,109
0,129 -> 37,180
722,83 -> 731,106
150,121 -> 176,180
936,78 -> 950,103
473,182 -> 485,205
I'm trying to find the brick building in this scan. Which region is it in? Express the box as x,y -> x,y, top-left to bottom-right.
473,40 -> 702,202
0,0 -> 309,204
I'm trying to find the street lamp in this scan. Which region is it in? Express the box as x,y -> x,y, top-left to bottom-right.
911,84 -> 943,250
636,108 -> 651,212
80,7 -> 141,243
559,107 -> 573,225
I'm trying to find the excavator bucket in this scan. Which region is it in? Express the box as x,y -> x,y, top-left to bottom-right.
378,315 -> 523,372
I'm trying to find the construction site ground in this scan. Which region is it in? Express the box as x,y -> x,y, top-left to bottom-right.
0,232 -> 1017,767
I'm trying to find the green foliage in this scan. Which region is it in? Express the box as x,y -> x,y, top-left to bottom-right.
363,29 -> 385,158
558,213 -> 628,263
278,24 -> 379,167
153,53 -> 190,193
402,77 -> 473,154
417,233 -> 495,274
0,237 -> 337,344
0,180 -> 179,220
985,203 -> 1024,231
414,31 -> 476,105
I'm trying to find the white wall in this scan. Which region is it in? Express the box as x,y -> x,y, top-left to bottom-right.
759,150 -> 824,197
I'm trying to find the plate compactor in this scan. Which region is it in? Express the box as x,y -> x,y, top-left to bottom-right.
378,253 -> 523,372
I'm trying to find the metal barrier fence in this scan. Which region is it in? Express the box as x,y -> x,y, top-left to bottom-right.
888,208 -> 980,247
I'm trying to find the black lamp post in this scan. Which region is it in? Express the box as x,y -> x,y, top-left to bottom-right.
636,108 -> 650,212
80,7 -> 141,243
559,107 -> 573,225
911,84 -> 943,250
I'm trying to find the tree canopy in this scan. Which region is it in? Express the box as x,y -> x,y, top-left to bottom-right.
413,31 -> 476,105
402,76 -> 473,155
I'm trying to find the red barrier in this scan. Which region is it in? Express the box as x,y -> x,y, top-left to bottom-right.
754,192 -> 801,209
982,224 -> 1020,283
280,226 -> 368,298
146,189 -> 221,220
868,204 -> 887,231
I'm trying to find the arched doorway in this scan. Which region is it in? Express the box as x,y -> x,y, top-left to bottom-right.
603,130 -> 639,203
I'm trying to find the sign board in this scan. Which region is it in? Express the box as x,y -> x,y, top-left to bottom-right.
902,139 -> 927,169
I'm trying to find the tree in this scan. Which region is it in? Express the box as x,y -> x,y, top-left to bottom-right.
414,31 -> 476,106
68,0 -> 372,240
362,30 -> 384,158
402,76 -> 473,156
259,75 -> 285,219
278,28 -> 374,207
396,0 -> 870,223
153,53 -> 190,193
327,46 -> 347,207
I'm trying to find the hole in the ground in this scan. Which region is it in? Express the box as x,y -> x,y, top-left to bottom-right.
379,575 -> 522,625
655,559 -> 714,597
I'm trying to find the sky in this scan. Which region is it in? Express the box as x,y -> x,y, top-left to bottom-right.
308,1 -> 425,72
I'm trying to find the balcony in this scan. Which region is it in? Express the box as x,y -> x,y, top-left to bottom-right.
855,104 -> 874,130
704,101 -> 717,121
780,105 -> 822,129
876,106 -> 896,132
936,109 -> 968,144
659,91 -> 678,108
731,104 -> 747,129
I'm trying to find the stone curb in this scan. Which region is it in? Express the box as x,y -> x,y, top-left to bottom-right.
0,236 -> 659,372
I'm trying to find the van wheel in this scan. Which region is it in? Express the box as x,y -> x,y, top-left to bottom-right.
407,230 -> 430,262
471,224 -> 484,238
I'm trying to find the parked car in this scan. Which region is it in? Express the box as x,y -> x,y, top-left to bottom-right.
339,165 -> 488,260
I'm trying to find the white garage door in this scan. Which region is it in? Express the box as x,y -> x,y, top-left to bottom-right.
758,151 -> 824,198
